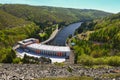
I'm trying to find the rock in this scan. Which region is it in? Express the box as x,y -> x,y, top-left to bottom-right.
110,70 -> 120,73
0,64 -> 120,79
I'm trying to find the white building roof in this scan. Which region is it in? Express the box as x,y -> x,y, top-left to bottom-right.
27,43 -> 70,52
23,38 -> 35,42
18,38 -> 38,45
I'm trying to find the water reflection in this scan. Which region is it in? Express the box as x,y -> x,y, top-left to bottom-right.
48,22 -> 82,46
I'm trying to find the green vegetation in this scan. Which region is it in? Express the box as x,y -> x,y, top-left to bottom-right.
0,10 -> 40,63
102,73 -> 120,79
22,54 -> 51,64
73,13 -> 120,66
0,4 -> 3,6
78,13 -> 120,47
12,54 -> 51,64
35,76 -> 93,80
78,54 -> 120,66
39,24 -> 57,41
54,62 -> 65,67
67,66 -> 73,73
13,57 -> 22,64
0,10 -> 30,30
89,13 -> 120,50
72,38 -> 120,66
0,48 -> 16,63
0,4 -> 111,27
0,23 -> 39,63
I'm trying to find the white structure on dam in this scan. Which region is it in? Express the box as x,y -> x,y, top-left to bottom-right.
14,38 -> 71,63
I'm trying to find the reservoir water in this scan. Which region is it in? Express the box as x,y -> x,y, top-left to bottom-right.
48,22 -> 82,46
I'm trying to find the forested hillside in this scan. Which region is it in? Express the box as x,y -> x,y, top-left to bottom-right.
73,13 -> 120,66
0,10 -> 30,30
0,10 -> 40,63
0,4 -> 112,27
89,13 -> 120,50
77,13 -> 120,49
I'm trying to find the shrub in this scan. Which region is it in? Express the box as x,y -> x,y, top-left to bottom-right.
91,51 -> 100,58
94,58 -> 106,65
13,58 -> 22,64
67,66 -> 73,73
54,62 -> 65,67
78,55 -> 94,66
108,56 -> 120,66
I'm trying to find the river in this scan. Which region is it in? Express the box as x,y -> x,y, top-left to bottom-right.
47,22 -> 82,46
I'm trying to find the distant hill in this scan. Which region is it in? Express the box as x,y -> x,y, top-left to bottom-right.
0,10 -> 31,30
91,13 -> 120,30
0,4 -> 112,27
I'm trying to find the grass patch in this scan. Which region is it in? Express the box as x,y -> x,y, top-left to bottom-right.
82,65 -> 112,69
39,32 -> 47,37
78,55 -> 120,66
54,62 -> 65,67
67,66 -> 73,73
35,76 -> 94,80
77,31 -> 94,40
102,73 -> 120,78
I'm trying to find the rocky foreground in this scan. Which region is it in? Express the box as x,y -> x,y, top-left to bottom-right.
0,64 -> 120,80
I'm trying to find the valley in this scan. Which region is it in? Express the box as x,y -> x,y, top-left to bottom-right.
0,2 -> 120,80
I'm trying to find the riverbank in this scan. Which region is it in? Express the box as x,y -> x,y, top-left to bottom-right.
0,64 -> 120,80
41,27 -> 59,44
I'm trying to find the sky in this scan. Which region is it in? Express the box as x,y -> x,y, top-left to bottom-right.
0,0 -> 120,13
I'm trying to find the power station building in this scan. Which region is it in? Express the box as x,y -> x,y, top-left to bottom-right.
16,38 -> 71,59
